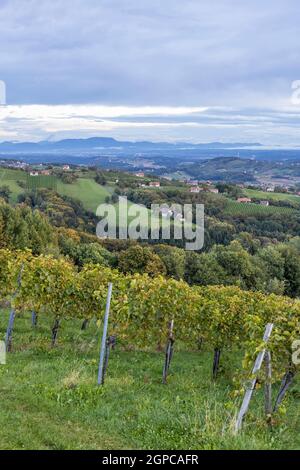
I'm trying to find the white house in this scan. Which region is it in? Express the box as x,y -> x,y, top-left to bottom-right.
190,186 -> 201,193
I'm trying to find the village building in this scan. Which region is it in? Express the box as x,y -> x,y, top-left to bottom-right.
208,188 -> 219,194
190,186 -> 201,193
237,197 -> 252,203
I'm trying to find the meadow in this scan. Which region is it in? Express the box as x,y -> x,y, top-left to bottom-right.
0,168 -> 26,203
56,178 -> 114,212
0,169 -> 114,212
0,309 -> 299,450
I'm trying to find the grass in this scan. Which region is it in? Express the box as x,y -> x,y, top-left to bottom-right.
0,168 -> 114,212
0,309 -> 299,450
0,168 -> 26,203
56,179 -> 114,213
0,168 -> 26,181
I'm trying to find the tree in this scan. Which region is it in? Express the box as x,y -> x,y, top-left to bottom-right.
185,251 -> 227,286
277,244 -> 300,297
0,185 -> 11,202
0,200 -> 55,253
118,245 -> 166,277
95,172 -> 107,185
152,244 -> 186,280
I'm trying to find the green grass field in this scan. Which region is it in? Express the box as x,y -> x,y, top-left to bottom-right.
57,179 -> 114,212
0,169 -> 115,212
0,168 -> 26,181
0,168 -> 26,203
0,310 -> 299,450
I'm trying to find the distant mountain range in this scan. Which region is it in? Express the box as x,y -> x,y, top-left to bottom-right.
0,137 -> 262,153
1,138 -> 300,171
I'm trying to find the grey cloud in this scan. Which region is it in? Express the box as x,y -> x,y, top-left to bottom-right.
1,0 -> 300,144
0,0 -> 300,106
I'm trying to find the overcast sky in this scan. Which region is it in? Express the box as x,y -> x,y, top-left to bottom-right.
0,0 -> 300,144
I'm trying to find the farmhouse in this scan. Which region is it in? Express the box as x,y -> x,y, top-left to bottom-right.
135,171 -> 145,177
63,165 -> 70,171
190,186 -> 201,193
260,200 -> 269,206
208,188 -> 219,194
149,181 -> 160,187
237,197 -> 252,203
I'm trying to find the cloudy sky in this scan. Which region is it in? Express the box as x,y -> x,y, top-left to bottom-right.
0,0 -> 300,144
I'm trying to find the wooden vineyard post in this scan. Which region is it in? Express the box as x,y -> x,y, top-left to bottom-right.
31,311 -> 37,327
162,319 -> 175,384
51,317 -> 60,347
235,323 -> 274,433
81,319 -> 89,330
5,264 -> 24,352
264,350 -> 272,418
273,369 -> 295,412
97,283 -> 113,386
5,309 -> 16,352
103,335 -> 117,382
212,348 -> 221,380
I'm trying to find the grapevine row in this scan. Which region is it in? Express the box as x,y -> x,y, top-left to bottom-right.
0,249 -> 299,385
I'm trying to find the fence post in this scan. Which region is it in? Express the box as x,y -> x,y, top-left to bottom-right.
97,283 -> 113,386
162,319 -> 175,384
32,311 -> 37,327
5,264 -> 24,352
264,350 -> 272,418
235,323 -> 274,433
273,369 -> 295,412
5,309 -> 15,352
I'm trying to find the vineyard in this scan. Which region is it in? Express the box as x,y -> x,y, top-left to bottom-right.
0,248 -> 299,448
26,174 -> 57,191
224,200 -> 296,216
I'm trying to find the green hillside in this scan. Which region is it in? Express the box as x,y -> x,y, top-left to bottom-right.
244,188 -> 300,203
0,168 -> 26,203
0,168 -> 114,212
57,178 -> 114,212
